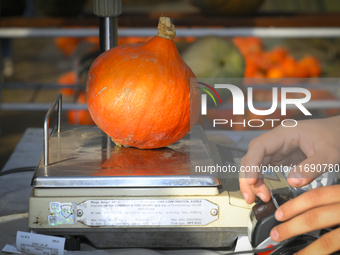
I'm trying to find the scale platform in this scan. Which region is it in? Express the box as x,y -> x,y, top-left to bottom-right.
32,124 -> 220,189
28,95 -> 252,248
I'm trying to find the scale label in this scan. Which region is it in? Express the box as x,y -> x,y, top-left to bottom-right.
48,202 -> 77,225
77,199 -> 218,226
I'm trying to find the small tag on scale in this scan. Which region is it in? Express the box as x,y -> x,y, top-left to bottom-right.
16,231 -> 65,255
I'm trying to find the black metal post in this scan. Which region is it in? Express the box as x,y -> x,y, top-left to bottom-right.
93,0 -> 122,155
99,16 -> 118,53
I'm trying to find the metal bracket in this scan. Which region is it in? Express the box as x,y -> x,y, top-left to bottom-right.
44,93 -> 62,166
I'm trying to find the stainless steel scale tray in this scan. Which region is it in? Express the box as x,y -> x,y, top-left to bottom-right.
32,124 -> 220,188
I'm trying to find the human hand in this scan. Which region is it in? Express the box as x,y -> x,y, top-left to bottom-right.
239,116 -> 340,204
270,185 -> 340,255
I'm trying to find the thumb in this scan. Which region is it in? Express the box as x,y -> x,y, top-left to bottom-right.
287,155 -> 329,188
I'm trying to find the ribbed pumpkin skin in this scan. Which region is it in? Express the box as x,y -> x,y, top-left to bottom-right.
86,35 -> 200,149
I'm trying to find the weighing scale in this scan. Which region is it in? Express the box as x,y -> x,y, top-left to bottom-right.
28,93 -> 252,248
27,94 -> 336,251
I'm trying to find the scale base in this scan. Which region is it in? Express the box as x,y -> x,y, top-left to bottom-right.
29,186 -> 250,248
33,227 -> 246,249
29,123 -> 252,248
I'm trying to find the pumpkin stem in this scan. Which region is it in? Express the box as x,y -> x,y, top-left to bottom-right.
112,139 -> 122,150
157,16 -> 176,40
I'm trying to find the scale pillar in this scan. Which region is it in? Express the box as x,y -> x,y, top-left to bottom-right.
93,0 -> 122,151
93,0 -> 122,53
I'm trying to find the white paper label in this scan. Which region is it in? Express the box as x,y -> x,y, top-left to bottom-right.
77,199 -> 218,226
16,231 -> 65,255
234,236 -> 253,254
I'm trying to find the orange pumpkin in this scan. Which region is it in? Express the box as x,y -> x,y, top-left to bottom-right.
86,17 -> 200,149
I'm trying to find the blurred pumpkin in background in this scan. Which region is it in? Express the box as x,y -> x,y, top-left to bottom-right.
55,37 -> 82,57
57,71 -> 78,96
67,93 -> 95,125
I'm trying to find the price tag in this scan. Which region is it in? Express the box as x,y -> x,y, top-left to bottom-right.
16,231 -> 65,255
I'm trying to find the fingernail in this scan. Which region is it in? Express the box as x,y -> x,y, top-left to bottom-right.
257,193 -> 266,201
271,228 -> 279,241
275,208 -> 283,221
289,172 -> 303,186
243,193 -> 249,203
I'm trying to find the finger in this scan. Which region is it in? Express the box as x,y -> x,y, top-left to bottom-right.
287,156 -> 333,188
239,177 -> 272,204
250,178 -> 272,202
241,144 -> 268,186
270,147 -> 306,167
295,227 -> 340,255
275,185 -> 340,222
242,127 -> 291,184
239,164 -> 272,204
287,137 -> 340,188
239,177 -> 256,204
270,203 -> 340,242
240,155 -> 259,185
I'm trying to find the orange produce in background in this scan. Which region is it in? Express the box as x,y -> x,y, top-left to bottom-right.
57,71 -> 78,96
58,71 -> 95,125
266,66 -> 284,79
280,55 -> 298,78
233,36 -> 262,56
67,93 -> 95,125
299,56 -> 321,77
231,36 -> 339,119
83,36 -> 100,47
55,37 -> 81,56
267,47 -> 288,64
233,36 -> 322,79
244,57 -> 259,78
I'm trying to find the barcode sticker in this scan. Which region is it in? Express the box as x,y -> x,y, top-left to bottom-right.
16,231 -> 65,255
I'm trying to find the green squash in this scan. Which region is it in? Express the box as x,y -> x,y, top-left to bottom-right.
181,36 -> 244,79
181,36 -> 245,105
